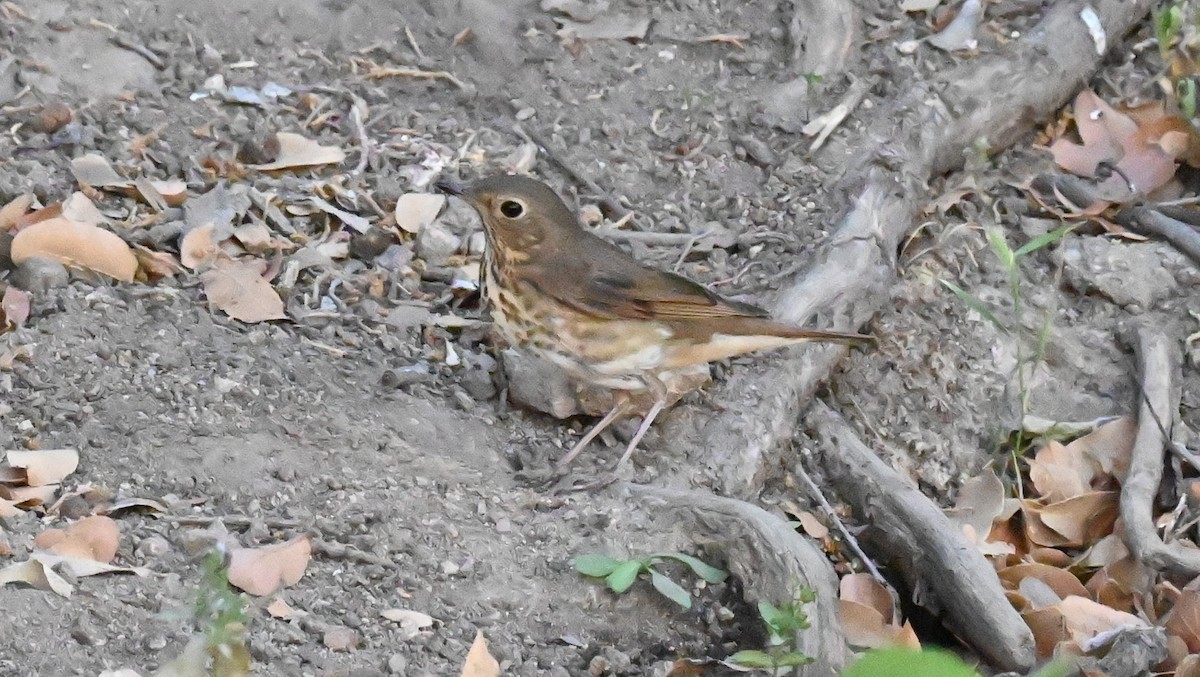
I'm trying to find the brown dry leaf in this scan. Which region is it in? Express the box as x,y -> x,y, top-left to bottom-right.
1167,589 -> 1200,653
395,193 -> 446,234
946,466 -> 1005,538
266,597 -> 307,619
7,448 -> 78,486
251,132 -> 346,171
1021,500 -> 1070,548
998,562 -> 1089,600
1028,440 -> 1094,503
61,192 -> 107,225
1066,416 -> 1136,481
840,573 -> 894,620
34,515 -> 120,563
1036,491 -> 1119,548
227,535 -> 311,596
461,631 -> 501,677
310,195 -> 371,234
1179,654 -> 1200,677
1057,594 -> 1147,643
0,483 -> 59,507
839,600 -> 920,649
133,245 -> 184,280
70,154 -> 132,188
0,498 -> 20,517
200,258 -> 287,323
231,222 -> 277,253
0,193 -> 34,231
1023,606 -> 1069,658
0,557 -> 74,596
794,511 -> 829,539
10,217 -> 138,281
1050,90 -> 1184,199
180,223 -> 220,270
1,287 -> 31,329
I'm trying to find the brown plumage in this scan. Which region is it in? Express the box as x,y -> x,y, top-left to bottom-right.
437,175 -> 871,470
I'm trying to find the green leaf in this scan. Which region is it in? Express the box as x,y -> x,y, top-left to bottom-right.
726,650 -> 778,668
572,554 -> 625,578
986,228 -> 1016,271
844,648 -> 980,677
938,279 -> 1009,333
1029,659 -> 1073,677
757,600 -> 781,625
653,552 -> 728,583
773,652 -> 814,667
649,568 -> 692,609
605,560 -> 643,594
1014,224 -> 1074,257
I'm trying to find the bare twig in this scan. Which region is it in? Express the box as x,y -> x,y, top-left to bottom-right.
110,34 -> 166,70
1118,206 -> 1200,266
807,401 -> 1036,672
792,457 -> 888,588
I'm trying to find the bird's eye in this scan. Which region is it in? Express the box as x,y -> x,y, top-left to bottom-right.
499,200 -> 524,218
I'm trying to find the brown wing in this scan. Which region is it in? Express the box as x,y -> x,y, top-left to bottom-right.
525,232 -> 770,321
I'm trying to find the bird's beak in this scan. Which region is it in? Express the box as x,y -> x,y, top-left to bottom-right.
434,177 -> 466,197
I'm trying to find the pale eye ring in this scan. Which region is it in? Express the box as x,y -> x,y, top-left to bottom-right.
499,200 -> 525,218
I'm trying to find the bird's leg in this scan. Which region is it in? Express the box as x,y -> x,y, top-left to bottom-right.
613,376 -> 669,471
556,394 -> 631,468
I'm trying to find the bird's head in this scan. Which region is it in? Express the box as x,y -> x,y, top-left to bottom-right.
435,175 -> 581,251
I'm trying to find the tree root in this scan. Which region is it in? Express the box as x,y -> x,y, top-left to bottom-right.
625,483 -> 848,677
806,401 -> 1037,672
1119,324 -> 1199,575
667,0 -> 1161,498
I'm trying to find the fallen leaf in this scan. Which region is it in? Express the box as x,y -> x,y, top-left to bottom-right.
1,287 -> 31,329
461,631 -> 501,677
0,193 -> 33,231
1035,491 -> 1119,547
10,218 -> 138,281
1056,594 -> 1147,644
227,536 -> 311,596
900,0 -> 941,11
998,562 -> 1089,601
7,448 -> 78,486
251,132 -> 345,171
1028,440 -> 1094,503
180,223 -> 220,270
32,552 -> 148,578
840,573 -> 894,620
381,608 -> 436,639
946,466 -> 1005,538
1066,416 -> 1136,481
0,557 -> 73,596
70,154 -> 132,188
839,600 -> 921,650
0,483 -> 59,507
60,191 -> 107,225
927,0 -> 981,51
794,511 -> 829,539
1167,589 -> 1200,653
35,515 -> 120,562
310,195 -> 371,233
200,258 -> 287,323
267,597 -> 307,619
395,193 -> 445,234
133,245 -> 184,280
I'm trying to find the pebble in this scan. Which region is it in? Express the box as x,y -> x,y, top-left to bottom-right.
387,654 -> 408,674
11,256 -> 69,293
415,223 -> 460,265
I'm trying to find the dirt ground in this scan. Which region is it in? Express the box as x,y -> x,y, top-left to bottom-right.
0,0 -> 1197,675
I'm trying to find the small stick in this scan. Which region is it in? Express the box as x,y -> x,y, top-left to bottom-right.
403,25 -> 426,61
793,455 -> 889,588
351,102 -> 370,175
110,34 -> 166,70
1119,206 -> 1200,266
164,515 -> 303,529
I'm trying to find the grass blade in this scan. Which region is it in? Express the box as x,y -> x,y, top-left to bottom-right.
938,279 -> 1009,333
1014,224 -> 1074,257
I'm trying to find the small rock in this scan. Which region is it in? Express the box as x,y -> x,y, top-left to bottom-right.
136,535 -> 171,558
461,363 -> 497,401
735,134 -> 777,166
381,365 -> 435,388
55,494 -> 91,520
30,103 -> 73,134
387,654 -> 408,675
415,223 -> 460,265
350,227 -> 396,260
11,256 -> 69,293
322,625 -> 358,651
494,517 -> 513,533
1058,236 -> 1181,308
176,528 -> 219,555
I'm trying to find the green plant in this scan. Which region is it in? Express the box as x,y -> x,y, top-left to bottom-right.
571,551 -> 727,609
938,225 -> 1073,496
726,590 -> 815,674
1156,2 -> 1186,61
843,647 -> 978,677
157,548 -> 251,676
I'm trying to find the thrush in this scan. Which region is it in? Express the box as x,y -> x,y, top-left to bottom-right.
436,175 -> 870,471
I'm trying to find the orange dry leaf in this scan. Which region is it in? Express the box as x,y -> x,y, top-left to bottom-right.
461,631 -> 501,677
10,217 -> 138,281
34,515 -> 120,563
998,562 -> 1089,602
0,194 -> 33,231
1035,491 -> 1119,548
1066,416 -> 1136,482
394,193 -> 445,234
841,573 -> 894,620
7,449 -> 78,486
180,223 -> 220,270
227,535 -> 311,596
946,467 -> 1006,539
200,258 -> 287,323
1,287 -> 30,330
